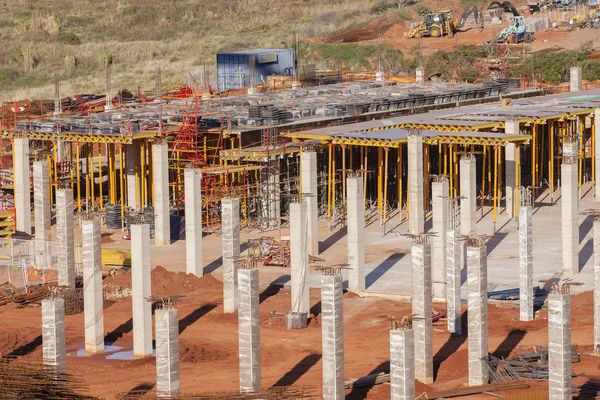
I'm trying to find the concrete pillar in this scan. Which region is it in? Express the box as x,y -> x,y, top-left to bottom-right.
467,242 -> 489,386
290,202 -> 309,315
594,218 -> 600,349
390,328 -> 415,400
519,189 -> 534,321
33,161 -> 51,241
262,160 -> 280,229
595,109 -> 600,199
347,176 -> 365,293
415,67 -> 425,84
184,168 -> 203,276
561,146 -> 579,275
446,225 -> 462,335
42,298 -> 66,374
82,219 -> 104,354
411,239 -> 433,384
126,143 -> 137,208
432,177 -> 448,300
548,292 -> 572,400
222,198 -> 240,313
152,142 -> 170,246
131,224 -> 152,357
321,270 -> 344,400
301,151 -> 319,255
460,155 -> 477,236
14,138 -> 31,235
56,189 -> 75,288
156,306 -> 180,397
238,266 -> 261,392
408,133 -> 424,235
504,120 -> 519,219
570,66 -> 582,92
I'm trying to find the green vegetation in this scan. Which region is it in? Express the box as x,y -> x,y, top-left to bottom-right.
524,42 -> 600,84
55,31 -> 81,45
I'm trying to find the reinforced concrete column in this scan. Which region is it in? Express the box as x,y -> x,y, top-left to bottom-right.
56,189 -> 75,288
184,168 -> 203,276
238,265 -> 261,392
595,109 -> 600,199
548,292 -> 572,399
347,176 -> 365,293
222,198 -> 240,313
594,218 -> 600,349
570,66 -> 582,92
14,138 -> 31,235
262,160 -> 280,229
561,145 -> 579,275
467,240 -> 489,386
33,161 -> 51,241
460,155 -> 477,236
156,306 -> 180,398
408,132 -> 424,235
126,143 -> 137,208
152,142 -> 170,246
301,151 -> 319,255
504,120 -> 520,219
321,269 -> 344,400
446,224 -> 461,335
390,327 -> 415,400
131,224 -> 152,358
82,219 -> 104,354
411,238 -> 433,384
42,298 -> 66,374
432,177 -> 449,300
290,202 -> 309,315
519,188 -> 534,321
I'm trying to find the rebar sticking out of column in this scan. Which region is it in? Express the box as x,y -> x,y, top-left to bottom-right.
154,297 -> 181,398
519,187 -> 534,321
238,260 -> 261,392
389,316 -> 415,400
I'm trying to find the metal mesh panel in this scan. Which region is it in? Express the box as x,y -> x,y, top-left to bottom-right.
467,245 -> 489,386
446,228 -> 461,335
519,205 -> 533,321
57,189 -> 75,288
347,177 -> 365,293
42,298 -> 66,374
321,273 -> 344,400
411,242 -> 433,384
82,219 -> 104,354
222,198 -> 240,313
290,202 -> 309,314
390,329 -> 415,400
548,293 -> 571,400
238,268 -> 261,392
156,308 -> 180,397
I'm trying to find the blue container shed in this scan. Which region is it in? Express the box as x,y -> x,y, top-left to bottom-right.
216,48 -> 295,93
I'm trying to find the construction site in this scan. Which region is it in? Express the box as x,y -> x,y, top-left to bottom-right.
1,6 -> 600,394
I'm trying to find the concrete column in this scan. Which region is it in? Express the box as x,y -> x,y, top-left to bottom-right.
570,66 -> 582,92
504,120 -> 519,219
519,190 -> 534,321
347,176 -> 365,293
42,298 -> 66,374
184,168 -> 203,276
131,224 -> 152,357
467,242 -> 489,386
460,155 -> 477,236
390,328 -> 415,400
152,142 -> 170,246
56,189 -> 75,288
432,177 -> 448,300
14,138 -> 31,235
82,219 -> 104,354
222,198 -> 240,313
415,67 -> 425,83
238,266 -> 261,392
290,202 -> 309,315
301,151 -> 319,255
561,150 -> 579,275
548,293 -> 572,400
126,143 -> 137,208
321,270 -> 344,400
408,133 -> 424,235
446,225 -> 461,335
156,307 -> 180,397
595,109 -> 600,199
594,218 -> 600,349
411,240 -> 433,384
262,160 -> 280,229
33,161 -> 51,241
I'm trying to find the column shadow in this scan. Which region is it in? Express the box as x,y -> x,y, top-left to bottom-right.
205,242 -> 250,274
310,301 -> 321,320
575,379 -> 600,399
272,353 -> 321,387
366,253 -> 405,289
579,238 -> 593,273
104,318 -> 133,345
433,330 -> 467,381
179,304 -> 217,333
346,360 -> 389,400
7,335 -> 42,356
579,215 -> 593,245
492,329 -> 527,359
259,285 -> 282,304
486,231 -> 508,255
121,383 -> 155,398
319,227 -> 347,253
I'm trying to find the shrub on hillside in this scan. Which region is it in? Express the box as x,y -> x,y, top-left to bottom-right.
55,31 -> 81,45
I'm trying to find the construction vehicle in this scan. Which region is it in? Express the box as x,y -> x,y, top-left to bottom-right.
405,7 -> 482,39
494,16 -> 535,43
488,1 -> 520,15
526,0 -> 554,12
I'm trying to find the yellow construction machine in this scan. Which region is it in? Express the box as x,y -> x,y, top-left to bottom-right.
405,10 -> 458,38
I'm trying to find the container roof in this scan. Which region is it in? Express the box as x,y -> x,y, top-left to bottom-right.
217,48 -> 293,55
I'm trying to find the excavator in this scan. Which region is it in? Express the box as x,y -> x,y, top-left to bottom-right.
405,6 -> 482,39
493,16 -> 535,43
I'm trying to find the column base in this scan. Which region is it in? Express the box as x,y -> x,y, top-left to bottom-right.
285,312 -> 308,330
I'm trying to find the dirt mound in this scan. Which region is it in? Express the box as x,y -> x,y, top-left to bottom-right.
435,348 -> 469,382
103,266 -> 223,297
180,341 -> 231,364
324,18 -> 394,43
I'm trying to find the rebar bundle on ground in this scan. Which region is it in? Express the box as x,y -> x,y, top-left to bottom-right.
116,387 -> 317,399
